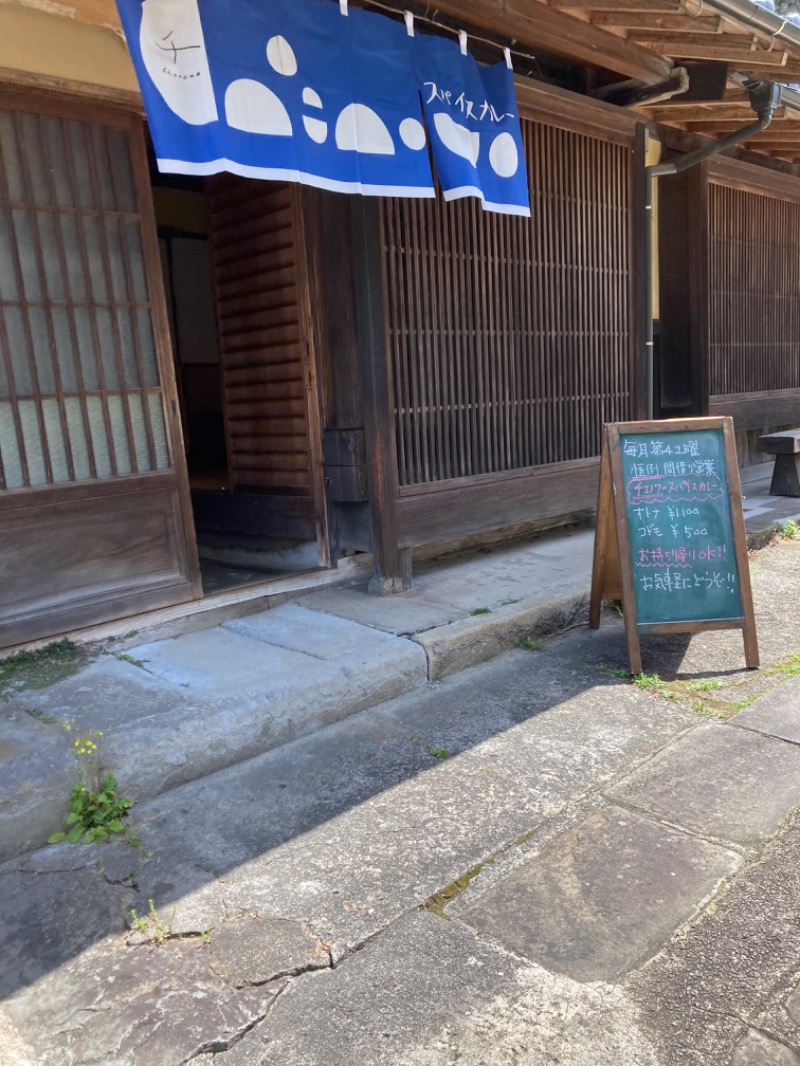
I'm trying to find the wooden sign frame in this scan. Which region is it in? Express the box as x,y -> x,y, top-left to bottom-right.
589,417 -> 759,675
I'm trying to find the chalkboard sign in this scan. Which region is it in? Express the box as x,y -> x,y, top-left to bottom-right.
589,418 -> 758,674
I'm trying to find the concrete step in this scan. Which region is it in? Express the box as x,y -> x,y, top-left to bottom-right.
0,605 -> 427,862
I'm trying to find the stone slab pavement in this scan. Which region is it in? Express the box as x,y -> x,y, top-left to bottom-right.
1,462 -> 797,863
2,538 -> 800,1063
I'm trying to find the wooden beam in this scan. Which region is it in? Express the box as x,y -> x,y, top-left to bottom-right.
633,30 -> 762,46
431,0 -> 674,82
592,12 -> 723,31
551,0 -> 682,9
648,104 -> 785,121
683,119 -> 800,133
742,132 -> 800,144
637,38 -> 788,65
730,62 -> 800,76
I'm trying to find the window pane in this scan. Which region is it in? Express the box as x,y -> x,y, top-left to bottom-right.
0,211 -> 19,300
107,394 -> 132,475
127,223 -> 148,303
137,309 -> 159,387
86,396 -> 112,479
37,212 -> 65,300
29,307 -> 55,394
108,129 -> 138,213
117,307 -> 140,388
17,113 -> 50,205
52,308 -> 78,392
148,392 -> 171,470
67,122 -> 94,211
105,217 -> 128,302
128,391 -> 151,472
90,126 -> 116,212
74,308 -> 100,391
0,112 -> 24,201
18,400 -> 47,486
43,118 -> 74,209
0,401 -> 24,488
59,214 -> 88,302
42,397 -> 70,483
12,210 -> 41,300
4,307 -> 33,395
82,216 -> 108,301
64,397 -> 92,481
95,307 -> 119,389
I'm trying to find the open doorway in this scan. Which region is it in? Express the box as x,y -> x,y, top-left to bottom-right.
150,169 -> 329,595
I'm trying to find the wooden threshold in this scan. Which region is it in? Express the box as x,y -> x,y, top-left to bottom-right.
5,555 -> 375,655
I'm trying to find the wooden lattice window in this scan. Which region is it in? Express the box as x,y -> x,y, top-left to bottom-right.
710,183 -> 800,397
0,106 -> 171,491
382,119 -> 634,487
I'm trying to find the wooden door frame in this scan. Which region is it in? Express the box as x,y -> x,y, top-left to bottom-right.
292,187 -> 331,569
0,89 -> 201,615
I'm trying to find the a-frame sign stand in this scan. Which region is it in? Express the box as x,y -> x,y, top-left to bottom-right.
589,419 -> 759,676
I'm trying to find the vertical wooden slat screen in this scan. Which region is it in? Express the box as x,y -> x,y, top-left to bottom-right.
709,183 -> 800,397
382,117 -> 634,488
0,107 -> 172,492
207,177 -> 314,495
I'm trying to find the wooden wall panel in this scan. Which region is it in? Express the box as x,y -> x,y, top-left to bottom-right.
709,183 -> 800,403
207,178 -> 315,497
0,474 -> 195,646
381,116 -> 635,489
397,458 -> 599,549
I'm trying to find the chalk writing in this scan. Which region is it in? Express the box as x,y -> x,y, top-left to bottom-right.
620,428 -> 744,625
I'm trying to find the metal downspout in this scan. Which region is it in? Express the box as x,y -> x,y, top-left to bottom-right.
642,83 -> 782,418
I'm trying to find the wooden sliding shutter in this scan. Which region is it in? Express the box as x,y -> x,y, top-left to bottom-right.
207,177 -> 327,550
382,115 -> 635,488
0,94 -> 200,648
709,175 -> 800,428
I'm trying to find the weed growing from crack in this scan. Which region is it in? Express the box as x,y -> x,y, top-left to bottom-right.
23,706 -> 59,726
470,607 -> 492,617
632,672 -> 669,693
130,899 -> 170,944
48,723 -> 134,846
777,653 -> 800,679
0,639 -> 84,701
409,735 -> 451,761
688,678 -> 725,693
517,636 -> 544,652
116,653 -> 144,668
777,520 -> 800,540
595,663 -> 630,679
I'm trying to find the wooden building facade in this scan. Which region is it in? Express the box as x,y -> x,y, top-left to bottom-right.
3,0 -> 800,649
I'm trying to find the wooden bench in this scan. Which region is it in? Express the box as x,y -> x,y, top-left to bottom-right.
758,430 -> 800,496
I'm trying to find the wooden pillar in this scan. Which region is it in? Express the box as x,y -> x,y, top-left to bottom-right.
349,198 -> 411,594
657,159 -> 710,418
633,123 -> 649,421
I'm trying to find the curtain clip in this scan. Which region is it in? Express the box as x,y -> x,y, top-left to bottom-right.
405,10 -> 415,36
504,46 -> 513,70
459,29 -> 468,55
340,0 -> 348,14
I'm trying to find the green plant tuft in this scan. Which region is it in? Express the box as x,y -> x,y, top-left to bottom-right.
688,678 -> 725,693
777,520 -> 800,540
470,607 -> 492,617
632,672 -> 668,692
129,899 -> 170,944
595,663 -> 630,679
48,726 -> 134,846
0,639 -> 83,700
517,636 -> 544,652
48,774 -> 133,846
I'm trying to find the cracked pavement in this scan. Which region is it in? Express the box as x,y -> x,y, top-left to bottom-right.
1,541 -> 800,1064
